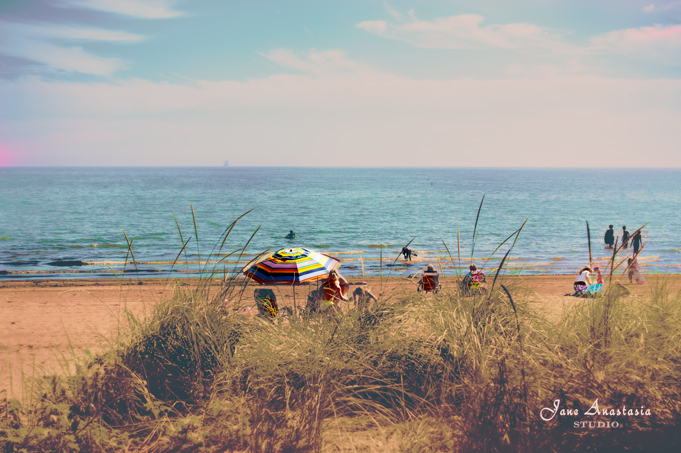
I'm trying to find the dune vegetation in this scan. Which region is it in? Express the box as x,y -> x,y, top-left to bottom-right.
1,272 -> 680,452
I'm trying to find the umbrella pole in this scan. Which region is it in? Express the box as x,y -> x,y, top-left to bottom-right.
293,286 -> 297,311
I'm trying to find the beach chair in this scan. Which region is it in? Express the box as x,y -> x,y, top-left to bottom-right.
254,288 -> 278,320
418,272 -> 440,294
460,272 -> 486,295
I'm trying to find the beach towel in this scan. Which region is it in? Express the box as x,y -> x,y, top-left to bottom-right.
588,283 -> 603,296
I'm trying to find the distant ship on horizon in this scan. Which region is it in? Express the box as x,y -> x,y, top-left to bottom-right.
223,161 -> 229,167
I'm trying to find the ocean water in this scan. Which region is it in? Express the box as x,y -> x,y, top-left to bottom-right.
1,167 -> 679,280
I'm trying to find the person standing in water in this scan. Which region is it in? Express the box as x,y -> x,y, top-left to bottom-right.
621,226 -> 630,249
286,230 -> 296,239
402,246 -> 417,261
604,225 -> 615,249
632,230 -> 643,255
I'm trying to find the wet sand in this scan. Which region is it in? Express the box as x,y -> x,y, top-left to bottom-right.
2,274 -> 678,398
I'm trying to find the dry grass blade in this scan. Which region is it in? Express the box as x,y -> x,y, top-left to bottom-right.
608,237 -> 619,284
457,226 -> 461,268
441,239 -> 457,275
169,236 -> 192,273
608,223 -> 649,278
191,204 -> 200,263
202,208 -> 255,275
510,218 -> 528,251
487,249 -> 510,299
489,228 -> 520,259
471,195 -> 485,261
122,228 -> 138,272
586,220 -> 592,267
390,236 -> 416,270
216,207 -> 256,256
619,243 -> 648,275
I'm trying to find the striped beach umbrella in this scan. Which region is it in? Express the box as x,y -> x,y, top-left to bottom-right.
244,247 -> 340,284
244,247 -> 341,309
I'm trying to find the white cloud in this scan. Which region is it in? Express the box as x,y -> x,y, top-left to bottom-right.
67,0 -> 183,19
0,21 -> 145,75
261,49 -> 379,76
590,24 -> 681,64
356,14 -> 580,55
2,66 -> 680,167
0,21 -> 145,43
643,2 -> 681,13
2,39 -> 127,75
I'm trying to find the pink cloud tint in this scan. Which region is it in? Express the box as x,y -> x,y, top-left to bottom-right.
0,142 -> 16,166
590,24 -> 681,62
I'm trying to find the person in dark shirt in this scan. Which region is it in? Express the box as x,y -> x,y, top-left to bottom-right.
604,225 -> 615,249
621,226 -> 630,249
286,230 -> 296,239
632,230 -> 643,255
402,246 -> 417,261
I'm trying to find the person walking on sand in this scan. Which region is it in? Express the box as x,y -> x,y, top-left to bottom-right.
402,246 -> 417,261
621,226 -> 630,250
632,230 -> 643,255
604,225 -> 615,249
626,257 -> 646,285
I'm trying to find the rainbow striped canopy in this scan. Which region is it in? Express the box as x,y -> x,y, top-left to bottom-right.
243,247 -> 341,285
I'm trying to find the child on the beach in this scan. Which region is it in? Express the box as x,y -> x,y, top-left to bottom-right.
627,258 -> 646,285
573,266 -> 592,296
353,286 -> 377,310
461,263 -> 487,294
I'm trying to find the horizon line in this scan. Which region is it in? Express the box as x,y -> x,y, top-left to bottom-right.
1,165 -> 680,170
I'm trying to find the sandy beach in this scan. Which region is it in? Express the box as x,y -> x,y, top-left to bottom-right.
2,274 -> 678,398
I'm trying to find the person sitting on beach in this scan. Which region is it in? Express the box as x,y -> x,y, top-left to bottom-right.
353,286 -> 377,310
254,288 -> 279,320
573,266 -> 592,297
402,246 -> 417,261
417,264 -> 440,293
286,230 -> 296,239
320,270 -> 349,312
604,225 -> 615,249
306,288 -> 322,313
462,263 -> 486,294
621,226 -> 630,249
588,266 -> 604,296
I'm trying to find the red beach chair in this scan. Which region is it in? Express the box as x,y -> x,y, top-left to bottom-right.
418,271 -> 440,294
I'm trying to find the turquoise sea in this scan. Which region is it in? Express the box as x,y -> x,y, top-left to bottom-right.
0,167 -> 679,280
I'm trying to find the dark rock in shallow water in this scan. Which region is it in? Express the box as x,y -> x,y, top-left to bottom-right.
47,260 -> 87,267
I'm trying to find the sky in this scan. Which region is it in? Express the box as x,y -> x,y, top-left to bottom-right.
0,0 -> 680,167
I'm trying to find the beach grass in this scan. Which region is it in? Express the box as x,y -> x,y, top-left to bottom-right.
1,211 -> 680,452
1,274 -> 680,452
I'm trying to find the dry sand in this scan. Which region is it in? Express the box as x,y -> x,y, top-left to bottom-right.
2,274 -> 679,399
